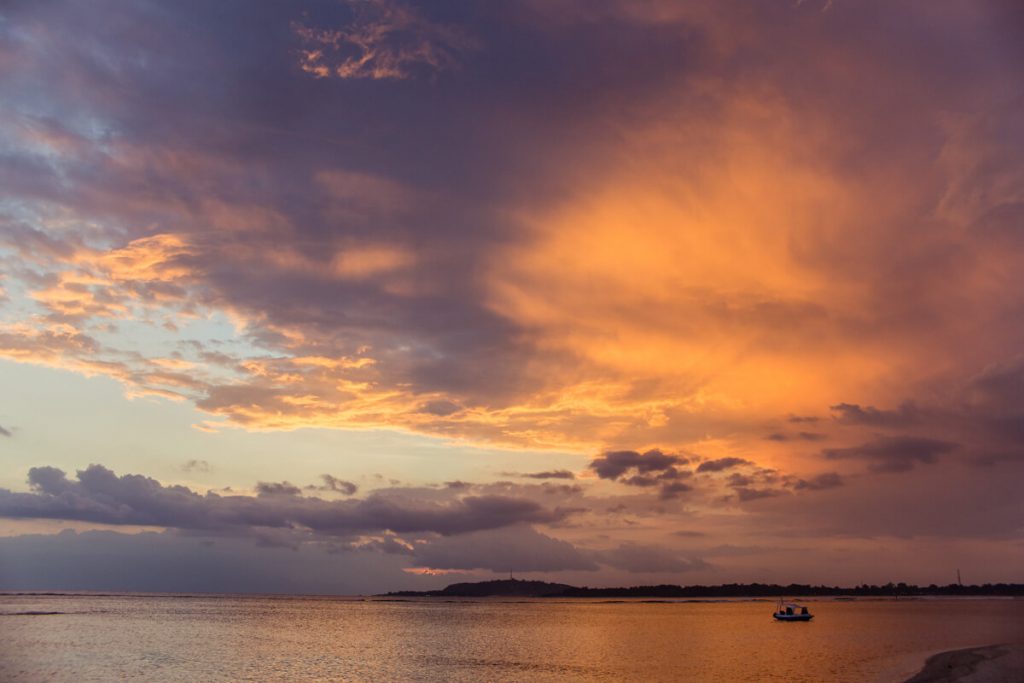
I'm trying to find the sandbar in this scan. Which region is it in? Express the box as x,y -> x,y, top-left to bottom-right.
903,644 -> 1024,682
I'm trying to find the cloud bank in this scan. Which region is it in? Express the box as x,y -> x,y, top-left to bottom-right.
0,465 -> 571,536
0,0 -> 1022,588
0,0 -> 1020,458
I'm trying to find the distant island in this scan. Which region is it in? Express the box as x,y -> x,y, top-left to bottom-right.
386,579 -> 575,598
383,579 -> 1024,598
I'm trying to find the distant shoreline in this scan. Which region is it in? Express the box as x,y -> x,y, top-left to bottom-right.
2,580 -> 1022,601
381,578 -> 1024,599
903,644 -> 1024,682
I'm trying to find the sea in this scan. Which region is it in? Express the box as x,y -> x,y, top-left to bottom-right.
1,594 -> 1021,682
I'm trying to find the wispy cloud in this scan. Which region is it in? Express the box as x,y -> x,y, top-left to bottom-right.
517,470 -> 576,480
293,0 -> 476,80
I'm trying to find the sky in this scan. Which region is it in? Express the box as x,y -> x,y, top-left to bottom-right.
0,0 -> 1022,594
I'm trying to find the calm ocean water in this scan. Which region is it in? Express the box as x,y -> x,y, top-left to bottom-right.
0,594 -> 1021,682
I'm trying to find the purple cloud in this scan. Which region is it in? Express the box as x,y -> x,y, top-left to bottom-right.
696,457 -> 751,473
0,465 -> 573,536
823,437 -> 957,473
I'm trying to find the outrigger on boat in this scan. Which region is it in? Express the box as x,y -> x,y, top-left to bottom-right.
773,599 -> 813,621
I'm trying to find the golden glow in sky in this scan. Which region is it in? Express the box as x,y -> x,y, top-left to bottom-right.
0,0 -> 1021,592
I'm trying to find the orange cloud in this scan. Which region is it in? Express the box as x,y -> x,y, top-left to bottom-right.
1,0 -> 1020,482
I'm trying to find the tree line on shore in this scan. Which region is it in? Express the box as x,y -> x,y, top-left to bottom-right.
555,582 -> 1024,598
385,579 -> 1024,598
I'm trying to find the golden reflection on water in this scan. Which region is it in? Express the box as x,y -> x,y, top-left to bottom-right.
1,596 -> 1021,682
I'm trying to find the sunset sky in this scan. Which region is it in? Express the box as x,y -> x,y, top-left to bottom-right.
0,0 -> 1021,594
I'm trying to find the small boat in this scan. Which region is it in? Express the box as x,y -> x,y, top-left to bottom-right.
773,599 -> 813,621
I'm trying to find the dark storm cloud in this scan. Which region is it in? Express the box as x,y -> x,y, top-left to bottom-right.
292,0 -> 478,81
793,472 -> 844,491
726,473 -> 754,487
823,436 -> 957,473
0,5 -> 698,297
967,358 -> 1024,410
830,402 -> 923,428
961,359 -> 1024,450
0,0 -> 738,439
1,0 -> 1023,458
759,461 -> 1024,541
180,459 -> 209,473
695,457 -> 751,473
819,360 -> 1024,472
621,472 -> 677,487
589,449 -> 692,500
589,449 -> 684,479
721,471 -> 787,502
659,481 -> 693,500
0,465 -> 572,536
0,0 -> 566,406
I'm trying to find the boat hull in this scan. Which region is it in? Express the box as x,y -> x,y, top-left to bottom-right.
773,613 -> 813,621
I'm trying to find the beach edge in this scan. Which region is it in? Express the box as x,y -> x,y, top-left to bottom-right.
902,644 -> 1024,682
